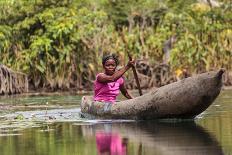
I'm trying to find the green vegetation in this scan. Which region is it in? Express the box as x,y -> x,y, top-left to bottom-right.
0,0 -> 231,90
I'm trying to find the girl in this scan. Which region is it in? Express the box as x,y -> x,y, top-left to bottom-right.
94,54 -> 134,103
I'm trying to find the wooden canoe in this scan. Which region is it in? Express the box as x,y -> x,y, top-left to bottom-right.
81,69 -> 224,120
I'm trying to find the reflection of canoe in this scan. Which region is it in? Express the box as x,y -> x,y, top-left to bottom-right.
81,122 -> 223,155
81,69 -> 224,120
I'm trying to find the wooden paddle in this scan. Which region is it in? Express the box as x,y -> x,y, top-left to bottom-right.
121,33 -> 143,96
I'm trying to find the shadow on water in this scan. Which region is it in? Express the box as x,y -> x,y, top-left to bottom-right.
81,121 -> 224,155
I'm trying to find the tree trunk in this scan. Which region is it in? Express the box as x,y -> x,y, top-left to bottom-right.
0,65 -> 28,95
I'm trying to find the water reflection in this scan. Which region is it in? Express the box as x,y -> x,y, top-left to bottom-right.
0,121 -> 224,155
96,131 -> 128,155
82,122 -> 223,155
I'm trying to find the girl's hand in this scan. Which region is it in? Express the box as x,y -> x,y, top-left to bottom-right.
126,60 -> 135,68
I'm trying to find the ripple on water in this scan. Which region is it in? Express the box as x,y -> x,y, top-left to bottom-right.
0,107 -> 137,133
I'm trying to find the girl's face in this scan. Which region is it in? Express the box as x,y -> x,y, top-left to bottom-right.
103,59 -> 117,75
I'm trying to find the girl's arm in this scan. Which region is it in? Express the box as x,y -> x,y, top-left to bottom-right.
97,60 -> 134,83
120,83 -> 133,99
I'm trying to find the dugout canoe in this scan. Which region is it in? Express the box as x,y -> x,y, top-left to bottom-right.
81,69 -> 224,120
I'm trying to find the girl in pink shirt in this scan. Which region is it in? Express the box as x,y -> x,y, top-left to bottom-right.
94,54 -> 134,103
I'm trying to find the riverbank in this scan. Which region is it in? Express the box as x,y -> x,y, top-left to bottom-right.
0,85 -> 231,98
223,86 -> 232,90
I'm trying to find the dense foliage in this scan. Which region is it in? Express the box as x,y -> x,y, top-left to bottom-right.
0,0 -> 231,90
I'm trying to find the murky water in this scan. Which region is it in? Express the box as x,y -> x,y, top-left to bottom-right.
0,90 -> 231,155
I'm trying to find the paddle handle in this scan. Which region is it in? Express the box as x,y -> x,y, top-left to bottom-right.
121,32 -> 142,96
128,53 -> 143,96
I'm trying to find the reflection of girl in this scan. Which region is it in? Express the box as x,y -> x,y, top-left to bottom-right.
96,131 -> 128,155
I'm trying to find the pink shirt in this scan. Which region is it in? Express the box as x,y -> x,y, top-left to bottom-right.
94,73 -> 124,103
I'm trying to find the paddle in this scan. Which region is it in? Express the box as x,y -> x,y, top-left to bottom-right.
121,33 -> 143,96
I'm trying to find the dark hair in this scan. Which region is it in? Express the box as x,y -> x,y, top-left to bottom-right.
102,54 -> 119,66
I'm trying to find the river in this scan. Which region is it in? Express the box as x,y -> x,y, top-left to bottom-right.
0,90 -> 231,155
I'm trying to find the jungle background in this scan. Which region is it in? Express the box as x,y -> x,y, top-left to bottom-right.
0,0 -> 231,92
